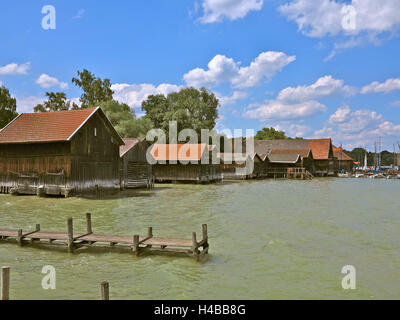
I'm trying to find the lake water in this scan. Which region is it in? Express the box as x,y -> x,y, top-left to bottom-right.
0,178 -> 399,300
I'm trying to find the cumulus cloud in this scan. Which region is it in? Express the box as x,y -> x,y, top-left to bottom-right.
361,78 -> 400,94
279,0 -> 400,58
243,75 -> 354,122
245,100 -> 327,121
183,51 -> 295,88
200,0 -> 264,23
36,74 -> 68,89
279,0 -> 400,38
328,105 -> 351,124
277,75 -> 356,102
217,91 -> 247,106
0,62 -> 30,75
111,83 -> 182,108
16,96 -> 45,113
315,106 -> 400,149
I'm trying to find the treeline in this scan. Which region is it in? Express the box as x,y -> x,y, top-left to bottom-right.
0,69 -> 220,138
344,147 -> 398,167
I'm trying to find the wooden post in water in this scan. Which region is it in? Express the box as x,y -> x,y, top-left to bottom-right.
133,235 -> 140,256
17,229 -> 22,246
1,266 -> 10,300
86,213 -> 92,234
101,281 -> 109,300
192,232 -> 199,261
202,224 -> 208,242
67,217 -> 74,253
147,227 -> 153,238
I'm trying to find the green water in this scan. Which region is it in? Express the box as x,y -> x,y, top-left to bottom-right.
0,178 -> 399,300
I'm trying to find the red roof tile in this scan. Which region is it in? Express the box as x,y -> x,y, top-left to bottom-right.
307,139 -> 332,160
0,108 -> 98,144
120,138 -> 141,157
150,144 -> 207,162
333,147 -> 353,161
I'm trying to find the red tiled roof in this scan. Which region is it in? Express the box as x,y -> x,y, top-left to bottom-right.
333,147 -> 353,161
150,144 -> 207,162
120,138 -> 141,157
307,139 -> 332,160
0,108 -> 98,144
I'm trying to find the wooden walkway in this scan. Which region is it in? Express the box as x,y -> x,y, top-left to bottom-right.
0,214 -> 209,261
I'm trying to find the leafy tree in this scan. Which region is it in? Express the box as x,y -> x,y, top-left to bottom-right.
141,87 -> 219,137
34,92 -> 79,112
0,85 -> 18,128
72,69 -> 114,108
99,99 -> 153,138
255,127 -> 288,140
254,127 -> 304,140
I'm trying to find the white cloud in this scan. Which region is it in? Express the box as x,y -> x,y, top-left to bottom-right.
328,105 -> 351,124
279,0 -> 400,38
217,91 -> 247,106
16,96 -> 45,113
36,74 -> 68,89
245,100 -> 327,121
111,83 -> 182,108
277,75 -> 356,102
315,106 -> 400,149
0,81 -> 3,86
183,51 -> 295,88
200,0 -> 264,23
0,62 -> 30,75
361,78 -> 400,94
279,0 -> 400,58
243,75 -> 354,122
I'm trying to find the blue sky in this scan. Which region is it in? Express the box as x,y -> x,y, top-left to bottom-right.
1,0 -> 400,150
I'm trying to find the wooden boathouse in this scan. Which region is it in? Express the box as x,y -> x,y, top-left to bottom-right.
0,107 -> 124,196
333,146 -> 355,173
120,138 -> 153,189
219,153 -> 264,179
249,138 -> 336,177
150,143 -> 222,183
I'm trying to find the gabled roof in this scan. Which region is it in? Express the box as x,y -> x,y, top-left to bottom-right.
150,144 -> 208,162
268,148 -> 313,159
120,138 -> 141,157
268,153 -> 301,164
307,139 -> 332,160
249,139 -> 332,160
333,147 -> 353,161
0,107 -> 124,145
218,153 -> 262,163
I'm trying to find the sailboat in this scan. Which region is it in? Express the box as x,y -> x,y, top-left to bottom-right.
355,151 -> 368,178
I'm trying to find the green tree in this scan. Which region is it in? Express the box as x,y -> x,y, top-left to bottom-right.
255,127 -> 288,140
99,99 -> 153,138
34,92 -> 79,112
72,69 -> 114,108
141,87 -> 219,137
0,85 -> 18,128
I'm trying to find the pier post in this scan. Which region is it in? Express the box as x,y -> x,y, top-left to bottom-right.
17,229 -> 23,246
101,281 -> 109,300
192,232 -> 199,261
147,227 -> 153,238
1,266 -> 10,300
202,224 -> 208,242
86,213 -> 92,234
67,217 -> 74,253
133,235 -> 140,256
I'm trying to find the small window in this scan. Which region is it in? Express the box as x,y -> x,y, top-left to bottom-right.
94,128 -> 97,136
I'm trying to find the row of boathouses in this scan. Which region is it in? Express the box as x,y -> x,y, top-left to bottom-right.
0,108 -> 353,196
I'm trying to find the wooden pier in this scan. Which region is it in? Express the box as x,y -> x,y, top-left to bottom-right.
0,214 -> 209,261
